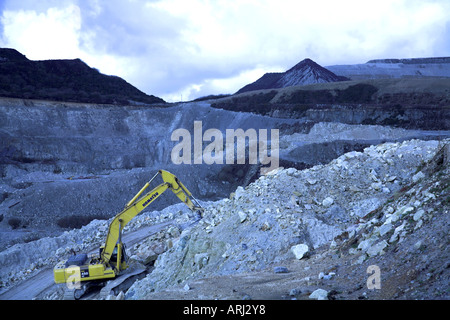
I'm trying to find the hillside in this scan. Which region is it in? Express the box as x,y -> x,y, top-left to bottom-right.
236,58 -> 348,94
0,48 -> 164,105
212,78 -> 450,130
327,56 -> 450,80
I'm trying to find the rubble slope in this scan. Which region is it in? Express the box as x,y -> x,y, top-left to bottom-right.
0,137 -> 448,300
126,138 -> 449,300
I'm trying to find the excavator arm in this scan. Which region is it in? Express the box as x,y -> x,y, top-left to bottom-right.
101,170 -> 203,264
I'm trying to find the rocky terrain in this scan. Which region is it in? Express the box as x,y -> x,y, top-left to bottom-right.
236,58 -> 348,94
0,97 -> 304,248
327,57 -> 450,80
212,78 -> 450,130
0,53 -> 449,301
0,137 -> 448,300
0,95 -> 449,300
1,97 -> 449,250
235,56 -> 450,95
125,138 -> 449,300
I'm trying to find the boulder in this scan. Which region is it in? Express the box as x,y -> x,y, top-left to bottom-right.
322,197 -> 334,207
367,240 -> 388,257
309,289 -> 328,300
291,244 -> 309,260
274,266 -> 289,273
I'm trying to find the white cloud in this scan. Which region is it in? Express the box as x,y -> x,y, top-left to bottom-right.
1,4 -> 82,60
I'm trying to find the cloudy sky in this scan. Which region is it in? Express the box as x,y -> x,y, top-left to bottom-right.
1,0 -> 449,102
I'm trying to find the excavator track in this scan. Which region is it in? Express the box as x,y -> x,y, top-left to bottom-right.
63,285 -> 87,300
63,288 -> 77,300
62,281 -> 105,300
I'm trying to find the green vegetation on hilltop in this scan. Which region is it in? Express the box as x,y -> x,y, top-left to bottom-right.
0,48 -> 164,105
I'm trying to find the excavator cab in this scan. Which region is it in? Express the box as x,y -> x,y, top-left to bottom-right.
111,243 -> 128,270
99,243 -> 128,272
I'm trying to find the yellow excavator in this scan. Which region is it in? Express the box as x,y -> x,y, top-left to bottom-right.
53,170 -> 203,299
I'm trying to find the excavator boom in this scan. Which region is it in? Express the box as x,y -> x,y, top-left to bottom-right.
101,170 -> 203,264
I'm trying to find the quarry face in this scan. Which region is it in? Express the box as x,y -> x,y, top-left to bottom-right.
0,99 -> 303,245
1,98 -> 448,246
